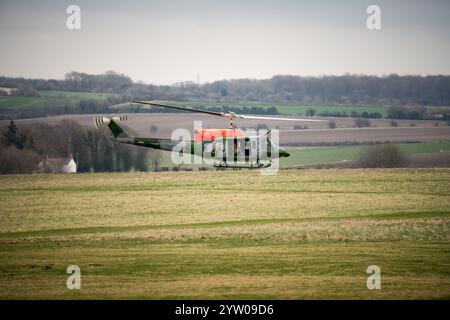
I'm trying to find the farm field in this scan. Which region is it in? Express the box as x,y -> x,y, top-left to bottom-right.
4,113 -> 450,138
281,142 -> 450,167
152,100 -> 450,117
151,142 -> 450,169
153,100 -> 448,116
1,91 -> 449,118
272,105 -> 450,117
0,90 -> 117,109
279,127 -> 450,145
152,100 -> 390,116
0,169 -> 449,299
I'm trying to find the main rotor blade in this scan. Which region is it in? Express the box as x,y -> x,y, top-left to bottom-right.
240,115 -> 326,122
130,100 -> 223,117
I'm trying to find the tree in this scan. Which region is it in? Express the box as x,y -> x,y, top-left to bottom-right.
12,84 -> 39,97
220,88 -> 228,97
2,120 -> 27,150
369,112 -> 383,119
387,106 -> 426,120
306,108 -> 316,116
351,111 -> 360,118
266,106 -> 278,115
84,130 -> 102,171
3,73 -> 450,106
358,144 -> 409,168
328,121 -> 337,129
354,118 -> 371,128
0,146 -> 40,174
135,148 -> 148,171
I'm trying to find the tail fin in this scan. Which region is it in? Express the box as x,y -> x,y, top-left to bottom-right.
94,115 -> 131,138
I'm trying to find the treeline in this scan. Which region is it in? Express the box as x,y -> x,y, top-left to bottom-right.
0,98 -> 127,120
120,104 -> 279,115
0,71 -> 133,94
0,120 -> 162,174
0,101 -> 280,121
1,72 -> 450,106
198,105 -> 278,115
305,107 -> 383,119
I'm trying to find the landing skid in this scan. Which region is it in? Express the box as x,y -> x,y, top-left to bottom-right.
213,161 -> 272,169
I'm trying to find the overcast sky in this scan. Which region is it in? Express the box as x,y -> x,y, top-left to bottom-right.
0,0 -> 449,85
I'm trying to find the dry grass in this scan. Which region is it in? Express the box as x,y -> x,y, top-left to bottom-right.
1,169 -> 449,233
0,169 -> 449,299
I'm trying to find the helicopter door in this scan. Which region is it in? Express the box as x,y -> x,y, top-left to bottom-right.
233,138 -> 238,162
244,137 -> 250,162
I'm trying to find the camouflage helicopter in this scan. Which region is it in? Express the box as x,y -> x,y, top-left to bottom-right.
94,101 -> 323,169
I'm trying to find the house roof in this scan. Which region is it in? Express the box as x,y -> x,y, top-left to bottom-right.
38,157 -> 75,173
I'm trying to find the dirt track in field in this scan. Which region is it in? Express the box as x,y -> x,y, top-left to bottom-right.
280,127 -> 450,145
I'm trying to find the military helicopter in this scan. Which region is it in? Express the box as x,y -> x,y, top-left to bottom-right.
94,101 -> 323,169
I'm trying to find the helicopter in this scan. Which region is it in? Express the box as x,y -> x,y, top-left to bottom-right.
94,101 -> 324,169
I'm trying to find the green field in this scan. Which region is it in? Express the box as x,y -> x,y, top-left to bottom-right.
1,91 -> 449,118
154,100 -> 389,116
0,90 -> 117,109
156,100 -> 449,117
270,105 -> 387,116
281,142 -> 450,167
0,93 -> 386,114
2,91 -> 449,119
154,142 -> 450,169
0,169 -> 449,299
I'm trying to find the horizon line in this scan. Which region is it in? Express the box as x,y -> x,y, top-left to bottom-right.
1,71 -> 450,87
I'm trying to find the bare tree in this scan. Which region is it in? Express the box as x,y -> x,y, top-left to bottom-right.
358,144 -> 409,168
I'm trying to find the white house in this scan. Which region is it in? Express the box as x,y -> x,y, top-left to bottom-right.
62,157 -> 77,173
37,154 -> 77,173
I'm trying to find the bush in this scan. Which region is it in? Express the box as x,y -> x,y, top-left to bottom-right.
328,121 -> 336,129
318,111 -> 347,117
358,144 -> 409,168
354,118 -> 371,128
390,120 -> 398,127
351,111 -> 360,118
387,106 -> 426,120
0,146 -> 41,174
305,108 -> 316,116
369,112 -> 383,119
11,84 -> 40,97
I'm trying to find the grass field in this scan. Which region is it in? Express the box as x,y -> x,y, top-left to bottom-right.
0,169 -> 449,299
0,90 -> 117,109
155,100 -> 450,117
0,93 -> 386,115
281,142 -> 450,167
153,142 -> 450,169
1,91 -> 449,119
154,100 -> 390,116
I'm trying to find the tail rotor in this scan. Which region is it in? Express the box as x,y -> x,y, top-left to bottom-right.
94,115 -> 128,128
113,115 -> 128,122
